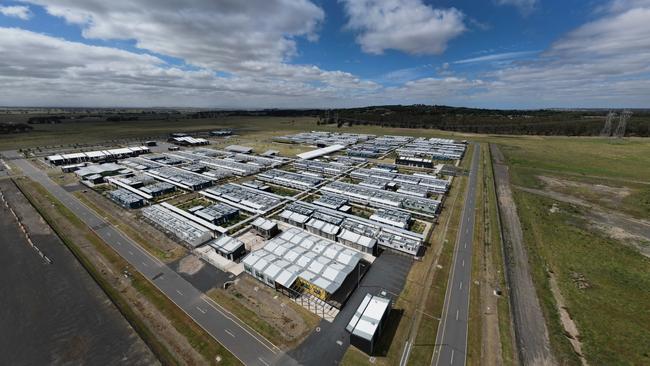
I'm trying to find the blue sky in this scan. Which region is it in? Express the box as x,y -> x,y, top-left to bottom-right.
0,0 -> 649,108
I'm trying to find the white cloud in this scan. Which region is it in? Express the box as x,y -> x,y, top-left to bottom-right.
19,0 -> 324,73
340,0 -> 466,55
495,0 -> 538,15
0,27 -> 379,107
454,50 -> 538,64
0,5 -> 32,19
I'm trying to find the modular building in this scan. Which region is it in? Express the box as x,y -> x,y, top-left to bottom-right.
322,181 -> 440,215
108,189 -> 145,209
194,204 -> 239,225
346,293 -> 391,355
202,183 -> 283,213
242,228 -> 363,303
145,166 -> 213,191
258,169 -> 322,190
142,205 -> 212,247
169,136 -> 209,146
225,145 -> 253,154
207,235 -> 246,261
141,182 -> 176,197
280,201 -> 424,257
251,217 -> 279,239
369,208 -> 412,229
47,146 -> 150,166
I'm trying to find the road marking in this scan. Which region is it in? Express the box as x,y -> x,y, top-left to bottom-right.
142,261 -> 148,267
464,242 -> 467,249
176,289 -> 184,296
456,309 -> 459,320
450,349 -> 455,364
128,250 -> 134,256
225,329 -> 236,338
117,241 -> 122,246
462,259 -> 465,267
459,281 -> 463,290
258,357 -> 270,366
196,306 -> 206,314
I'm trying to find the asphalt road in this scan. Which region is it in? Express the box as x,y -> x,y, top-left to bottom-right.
432,144 -> 480,366
12,158 -> 296,366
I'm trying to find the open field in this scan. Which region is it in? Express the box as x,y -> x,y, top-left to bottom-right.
495,136 -> 650,365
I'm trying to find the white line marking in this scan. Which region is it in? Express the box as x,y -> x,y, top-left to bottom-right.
176,289 -> 183,296
462,259 -> 465,267
128,250 -> 134,256
459,281 -> 463,290
456,309 -> 459,320
142,261 -> 148,267
258,357 -> 270,366
117,241 -> 122,246
450,349 -> 455,364
196,306 -> 206,314
225,329 -> 236,338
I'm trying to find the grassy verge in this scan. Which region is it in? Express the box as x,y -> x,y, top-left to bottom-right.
466,144 -> 484,365
514,189 -> 650,365
15,177 -> 242,366
74,191 -> 185,262
406,147 -> 473,366
485,145 -> 517,365
207,288 -> 286,348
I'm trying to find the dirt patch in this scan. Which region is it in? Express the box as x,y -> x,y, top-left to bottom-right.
537,176 -> 631,209
514,185 -> 650,259
547,272 -> 588,366
589,222 -> 650,258
177,254 -> 204,275
491,144 -> 556,366
211,275 -> 318,349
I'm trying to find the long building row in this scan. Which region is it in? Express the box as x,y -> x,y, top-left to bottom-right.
322,181 -> 441,215
278,201 -> 424,256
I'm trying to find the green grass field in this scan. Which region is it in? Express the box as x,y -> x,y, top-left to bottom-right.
496,136 -> 650,365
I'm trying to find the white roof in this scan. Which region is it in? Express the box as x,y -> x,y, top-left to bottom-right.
346,293 -> 391,341
252,217 -> 277,231
337,228 -> 377,248
242,228 -> 362,294
208,235 -> 244,254
296,144 -> 345,160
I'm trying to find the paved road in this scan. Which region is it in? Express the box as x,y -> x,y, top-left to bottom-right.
12,158 -> 296,366
432,144 -> 480,366
290,252 -> 412,366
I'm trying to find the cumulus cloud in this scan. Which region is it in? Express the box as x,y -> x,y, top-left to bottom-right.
0,5 -> 32,19
495,0 -> 538,15
19,0 -> 324,73
0,27 -> 379,107
340,0 -> 466,55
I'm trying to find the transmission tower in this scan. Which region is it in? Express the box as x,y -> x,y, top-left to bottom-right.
613,110 -> 632,138
600,111 -> 616,137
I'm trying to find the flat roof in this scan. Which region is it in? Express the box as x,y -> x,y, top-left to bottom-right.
296,144 -> 345,160
346,293 -> 391,341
